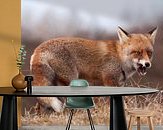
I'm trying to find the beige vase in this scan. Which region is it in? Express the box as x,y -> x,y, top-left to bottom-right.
12,71 -> 27,91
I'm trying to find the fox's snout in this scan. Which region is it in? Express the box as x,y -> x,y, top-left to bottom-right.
134,59 -> 152,76
132,51 -> 152,76
145,62 -> 151,68
137,60 -> 151,68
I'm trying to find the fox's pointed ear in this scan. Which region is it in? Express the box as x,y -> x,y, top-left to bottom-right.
117,26 -> 129,44
148,27 -> 158,44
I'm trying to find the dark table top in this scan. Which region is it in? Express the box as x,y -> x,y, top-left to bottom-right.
0,86 -> 159,97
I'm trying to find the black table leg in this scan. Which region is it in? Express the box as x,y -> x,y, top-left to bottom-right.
0,96 -> 18,130
110,96 -> 127,130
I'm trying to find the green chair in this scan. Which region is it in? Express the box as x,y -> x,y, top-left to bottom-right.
65,79 -> 95,130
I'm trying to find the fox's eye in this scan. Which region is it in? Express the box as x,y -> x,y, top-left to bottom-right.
136,51 -> 141,55
131,51 -> 141,55
147,51 -> 152,58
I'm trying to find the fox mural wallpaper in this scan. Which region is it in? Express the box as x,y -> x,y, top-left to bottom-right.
21,0 -> 163,126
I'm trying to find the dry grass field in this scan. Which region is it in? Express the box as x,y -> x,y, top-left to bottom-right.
22,78 -> 163,126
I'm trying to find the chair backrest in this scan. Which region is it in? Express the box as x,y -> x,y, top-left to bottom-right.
66,79 -> 94,108
70,79 -> 89,87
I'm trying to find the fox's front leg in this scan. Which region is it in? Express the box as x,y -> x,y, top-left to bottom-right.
102,74 -> 120,86
101,61 -> 122,86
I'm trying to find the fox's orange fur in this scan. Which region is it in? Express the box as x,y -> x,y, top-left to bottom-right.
30,27 -> 157,112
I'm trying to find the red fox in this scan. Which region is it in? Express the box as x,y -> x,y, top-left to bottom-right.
30,27 -> 157,112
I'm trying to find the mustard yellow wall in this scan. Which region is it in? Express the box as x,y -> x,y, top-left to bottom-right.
0,0 -> 21,125
0,0 -> 21,84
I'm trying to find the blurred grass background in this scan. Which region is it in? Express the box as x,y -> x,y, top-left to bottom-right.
22,78 -> 163,125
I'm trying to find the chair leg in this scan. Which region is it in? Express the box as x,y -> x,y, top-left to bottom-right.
128,116 -> 134,130
137,117 -> 141,130
87,109 -> 95,130
66,109 -> 74,130
148,116 -> 154,130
